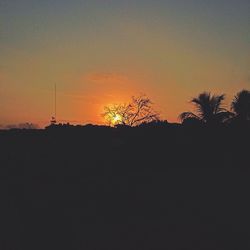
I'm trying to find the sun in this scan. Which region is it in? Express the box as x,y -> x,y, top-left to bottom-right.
111,113 -> 122,125
103,104 -> 124,126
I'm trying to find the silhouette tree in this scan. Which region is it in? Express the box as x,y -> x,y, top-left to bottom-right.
231,89 -> 250,122
179,92 -> 232,125
137,119 -> 169,128
103,95 -> 159,126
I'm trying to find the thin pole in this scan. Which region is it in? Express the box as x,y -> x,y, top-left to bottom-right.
55,84 -> 57,121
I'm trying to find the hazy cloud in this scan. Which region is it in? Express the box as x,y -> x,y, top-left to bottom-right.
85,73 -> 130,86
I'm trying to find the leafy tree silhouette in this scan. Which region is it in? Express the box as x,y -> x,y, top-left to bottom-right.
179,92 -> 232,125
231,89 -> 250,122
103,95 -> 159,126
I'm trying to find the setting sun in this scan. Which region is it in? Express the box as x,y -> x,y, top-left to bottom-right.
112,114 -> 122,125
105,112 -> 123,126
103,104 -> 125,126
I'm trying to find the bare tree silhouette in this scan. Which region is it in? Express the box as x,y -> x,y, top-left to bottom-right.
231,89 -> 250,122
103,95 -> 159,126
179,92 -> 232,125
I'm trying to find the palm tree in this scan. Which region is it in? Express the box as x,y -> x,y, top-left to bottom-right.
179,92 -> 232,125
231,89 -> 250,122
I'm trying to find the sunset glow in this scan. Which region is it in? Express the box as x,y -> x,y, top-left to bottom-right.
110,113 -> 123,126
0,1 -> 249,128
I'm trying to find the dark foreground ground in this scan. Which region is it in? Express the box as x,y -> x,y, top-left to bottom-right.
0,125 -> 249,249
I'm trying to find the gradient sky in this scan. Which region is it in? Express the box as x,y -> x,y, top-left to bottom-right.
1,0 -> 249,127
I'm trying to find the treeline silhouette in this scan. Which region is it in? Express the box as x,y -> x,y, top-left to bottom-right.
99,89 -> 250,128
179,90 -> 250,127
0,89 -> 249,249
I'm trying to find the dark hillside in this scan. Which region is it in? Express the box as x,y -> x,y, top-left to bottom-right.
0,125 -> 249,249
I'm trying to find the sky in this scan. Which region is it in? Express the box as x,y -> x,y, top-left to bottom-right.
1,0 -> 249,127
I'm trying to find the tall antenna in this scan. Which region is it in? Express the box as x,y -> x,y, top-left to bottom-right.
50,84 -> 57,125
54,83 -> 57,121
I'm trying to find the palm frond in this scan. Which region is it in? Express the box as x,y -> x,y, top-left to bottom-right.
191,92 -> 212,120
179,112 -> 200,122
189,92 -> 228,123
231,89 -> 250,120
214,111 -> 234,123
213,94 -> 225,113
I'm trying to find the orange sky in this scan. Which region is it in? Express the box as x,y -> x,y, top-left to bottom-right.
1,1 -> 249,128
